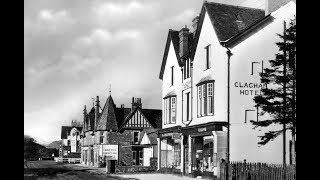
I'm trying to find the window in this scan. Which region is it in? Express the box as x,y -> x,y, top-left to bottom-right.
139,151 -> 143,166
171,97 -> 176,123
67,140 -> 70,146
205,45 -> 211,70
164,96 -> 177,124
186,92 -> 190,121
133,132 -> 139,144
198,86 -> 202,117
183,59 -> 191,79
198,82 -> 214,116
171,66 -> 174,86
208,83 -> 214,115
132,151 -> 137,165
100,136 -> 103,144
161,138 -> 179,169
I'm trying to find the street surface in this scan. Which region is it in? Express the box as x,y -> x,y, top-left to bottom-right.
24,160 -> 198,180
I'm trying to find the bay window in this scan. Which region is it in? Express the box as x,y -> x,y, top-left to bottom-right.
197,81 -> 214,116
163,96 -> 176,124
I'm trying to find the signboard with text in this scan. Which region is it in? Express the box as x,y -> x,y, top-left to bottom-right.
71,140 -> 76,152
102,145 -> 118,160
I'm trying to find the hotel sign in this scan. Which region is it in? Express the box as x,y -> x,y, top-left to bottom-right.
102,145 -> 118,160
234,81 -> 267,96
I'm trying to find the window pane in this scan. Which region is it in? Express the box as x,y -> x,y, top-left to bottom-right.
171,97 -> 176,123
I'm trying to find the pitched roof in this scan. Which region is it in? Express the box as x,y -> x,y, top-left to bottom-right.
114,107 -> 131,128
141,109 -> 162,128
61,126 -> 83,139
84,107 -> 95,132
205,2 -> 265,41
139,129 -> 159,145
118,107 -> 162,131
190,2 -> 265,60
159,30 -> 183,80
96,95 -> 118,131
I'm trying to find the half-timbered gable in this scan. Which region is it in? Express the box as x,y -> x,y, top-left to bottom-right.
120,108 -> 153,130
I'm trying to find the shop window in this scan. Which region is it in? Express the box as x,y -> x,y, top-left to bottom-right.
192,136 -> 216,173
160,138 -> 180,169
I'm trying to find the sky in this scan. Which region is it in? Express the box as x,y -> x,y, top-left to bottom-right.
24,0 -> 264,143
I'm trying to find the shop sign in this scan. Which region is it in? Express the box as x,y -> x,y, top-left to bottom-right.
160,132 -> 174,138
172,133 -> 181,139
198,127 -> 207,132
102,145 -> 118,160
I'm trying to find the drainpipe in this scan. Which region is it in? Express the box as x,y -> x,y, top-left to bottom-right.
225,47 -> 233,179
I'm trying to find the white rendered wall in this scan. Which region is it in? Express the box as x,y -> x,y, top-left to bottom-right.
189,11 -> 228,126
229,2 -> 295,164
162,41 -> 183,128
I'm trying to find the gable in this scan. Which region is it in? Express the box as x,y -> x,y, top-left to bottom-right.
121,108 -> 153,129
140,132 -> 151,145
159,30 -> 183,80
191,2 -> 265,60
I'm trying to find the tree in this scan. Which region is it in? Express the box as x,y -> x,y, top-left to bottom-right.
251,17 -> 296,151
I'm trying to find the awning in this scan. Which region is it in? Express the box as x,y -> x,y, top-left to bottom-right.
163,91 -> 176,99
196,75 -> 215,86
121,144 -> 154,148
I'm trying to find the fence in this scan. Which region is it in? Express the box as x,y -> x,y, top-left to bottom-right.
54,157 -> 81,163
220,160 -> 296,180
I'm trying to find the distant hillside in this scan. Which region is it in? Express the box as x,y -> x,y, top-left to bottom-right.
24,135 -> 58,160
46,140 -> 62,149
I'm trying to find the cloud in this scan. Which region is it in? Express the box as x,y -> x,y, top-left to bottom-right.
25,9 -> 75,36
154,9 -> 197,29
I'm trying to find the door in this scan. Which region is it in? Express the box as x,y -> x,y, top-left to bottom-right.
184,146 -> 189,174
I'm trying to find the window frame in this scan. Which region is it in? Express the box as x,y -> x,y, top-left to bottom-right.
171,66 -> 174,86
163,96 -> 177,124
197,81 -> 214,117
204,44 -> 211,70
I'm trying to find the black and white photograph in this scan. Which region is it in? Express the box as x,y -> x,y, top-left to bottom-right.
24,0 -> 296,179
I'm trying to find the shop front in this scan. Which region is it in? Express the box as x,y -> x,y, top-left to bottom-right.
157,122 -> 227,178
157,126 -> 183,175
182,122 -> 227,178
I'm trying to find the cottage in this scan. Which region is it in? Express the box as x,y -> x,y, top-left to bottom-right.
80,93 -> 161,172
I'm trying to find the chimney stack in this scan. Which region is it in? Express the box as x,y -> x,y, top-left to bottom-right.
192,14 -> 200,34
265,0 -> 293,15
94,96 -> 100,131
131,97 -> 142,111
179,25 -> 190,58
83,105 -> 87,130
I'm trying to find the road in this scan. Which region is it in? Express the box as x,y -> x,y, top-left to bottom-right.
24,160 -> 132,180
24,160 -> 199,180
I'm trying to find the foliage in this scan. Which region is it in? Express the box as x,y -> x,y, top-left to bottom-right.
251,17 -> 296,145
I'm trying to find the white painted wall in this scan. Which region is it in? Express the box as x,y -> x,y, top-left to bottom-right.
143,148 -> 153,166
140,132 -> 151,145
162,41 -> 183,128
190,11 -> 228,126
229,2 -> 295,164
